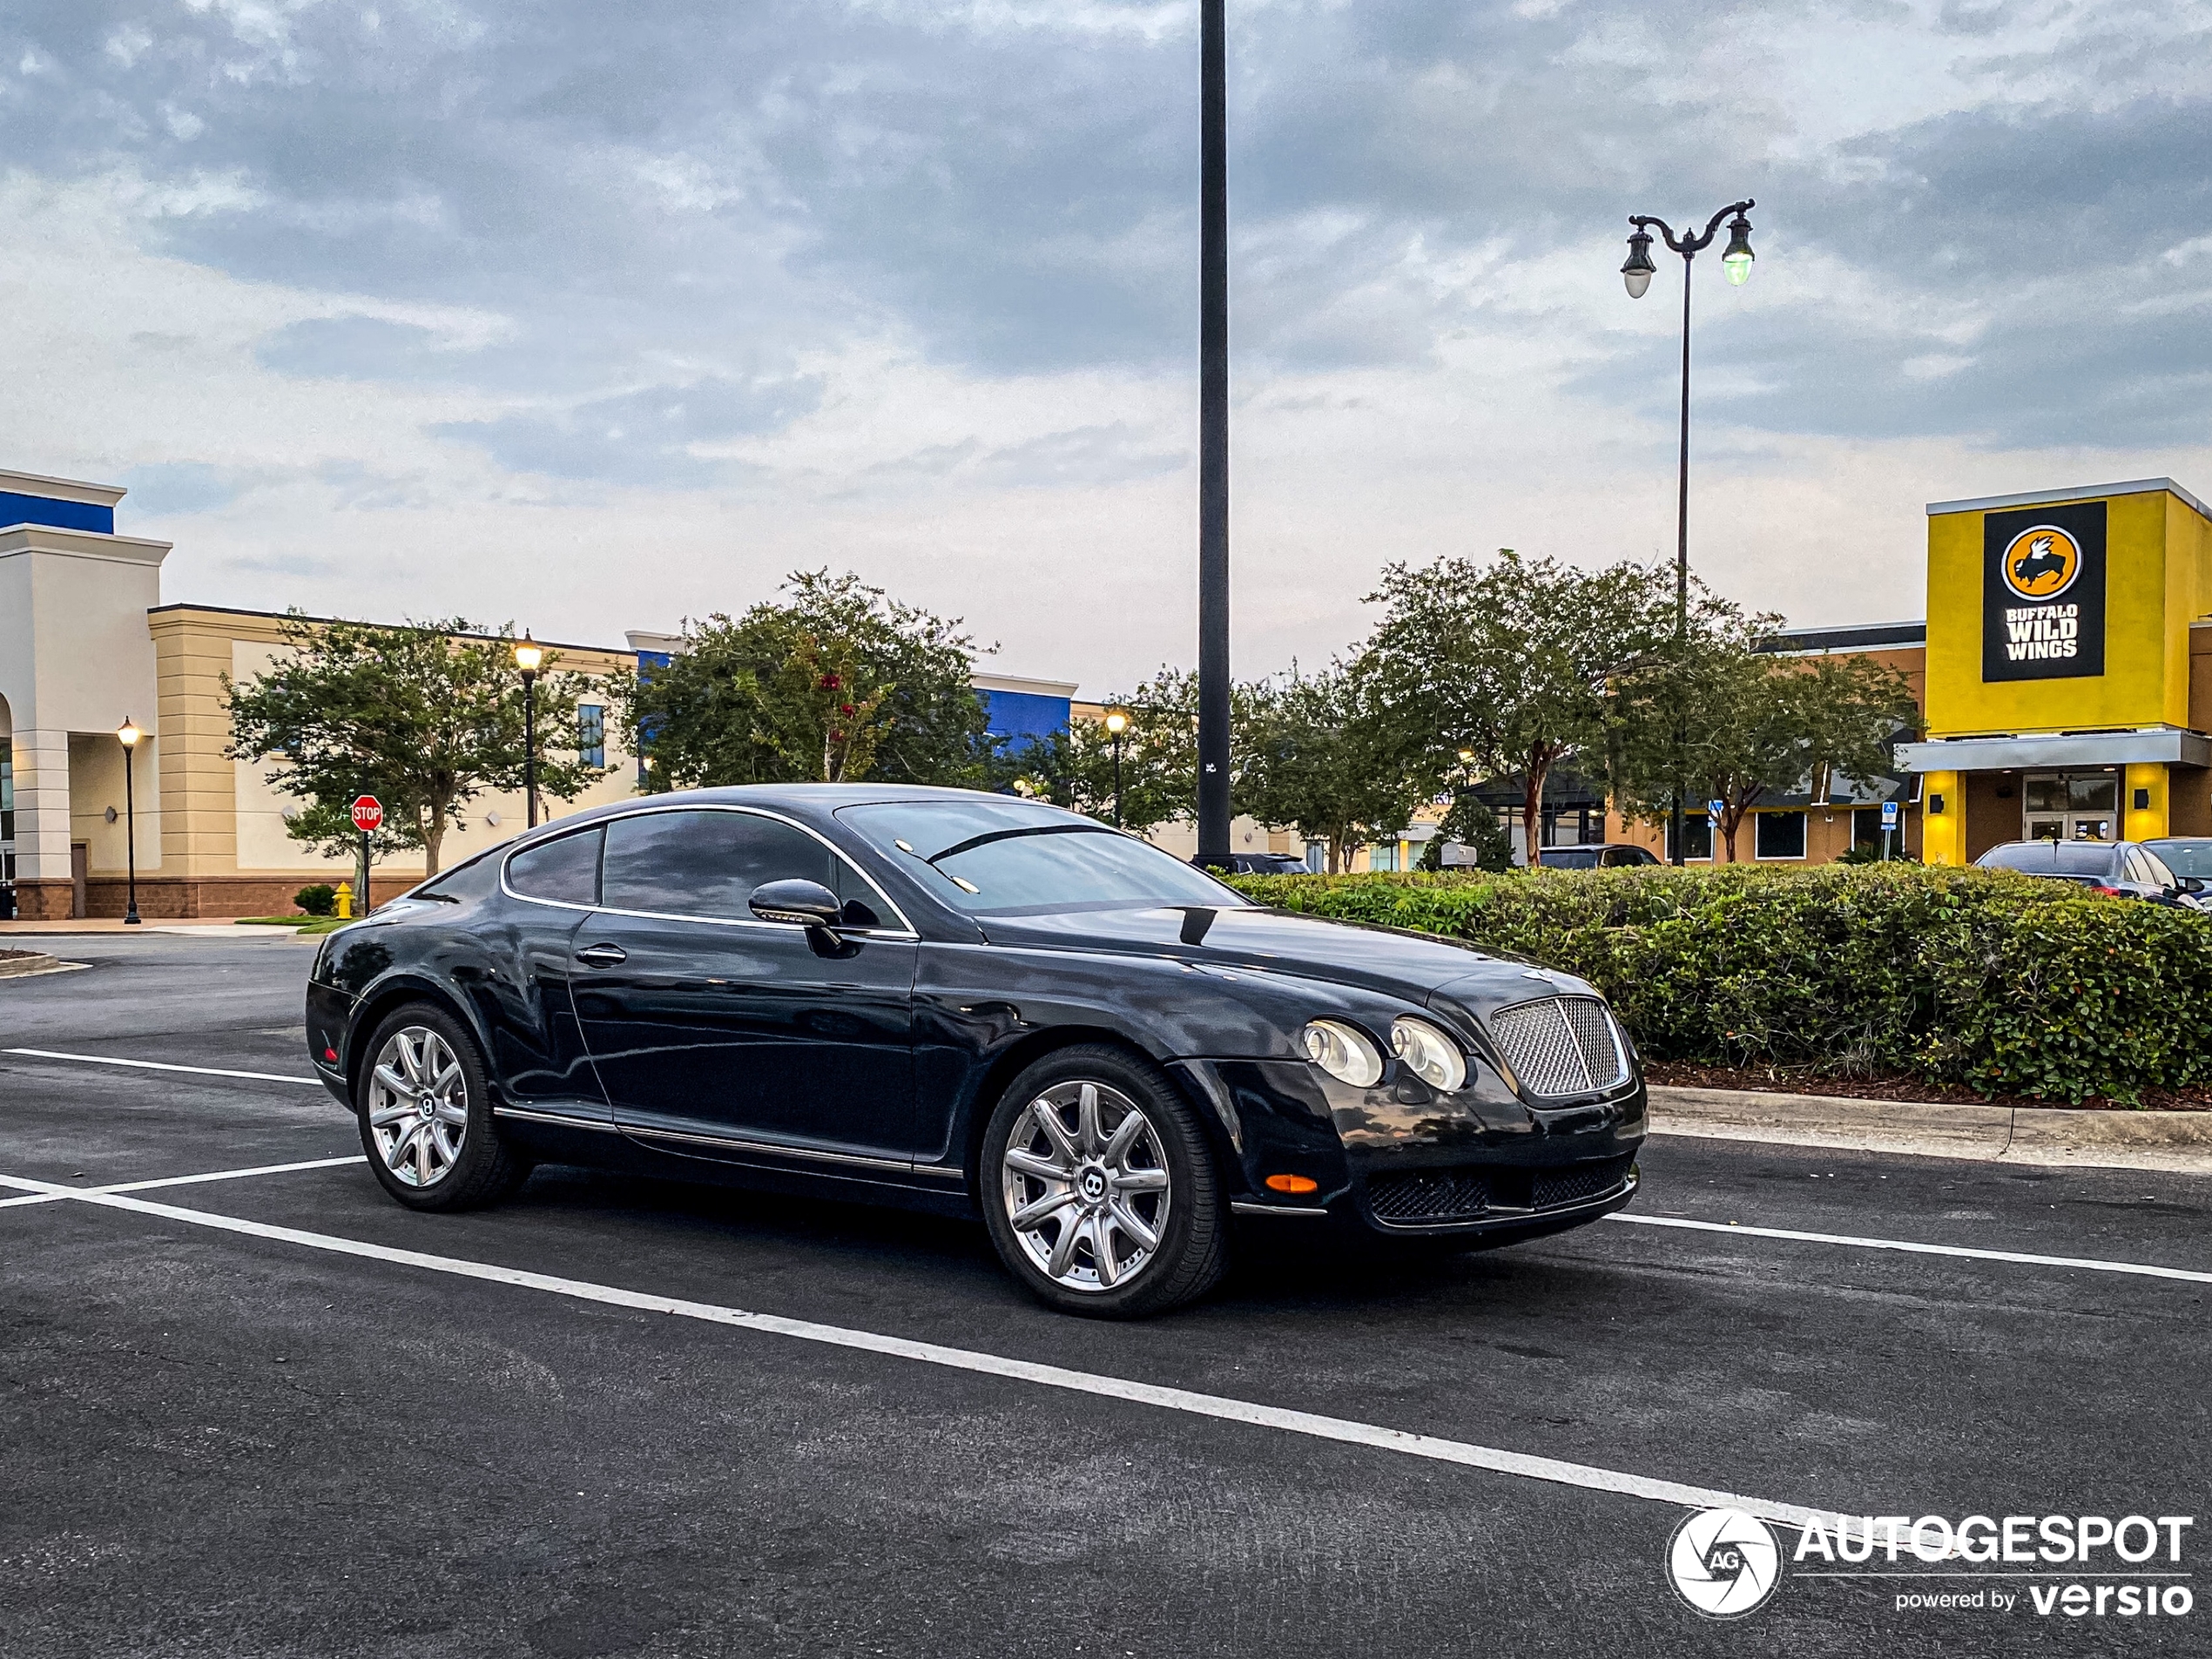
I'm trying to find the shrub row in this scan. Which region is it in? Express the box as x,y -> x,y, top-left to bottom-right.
1225,865 -> 2212,1103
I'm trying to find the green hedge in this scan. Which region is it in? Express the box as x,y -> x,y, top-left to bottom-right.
1225,866 -> 2212,1103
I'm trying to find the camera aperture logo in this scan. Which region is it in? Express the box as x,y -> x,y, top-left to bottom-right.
1669,1507 -> 1783,1618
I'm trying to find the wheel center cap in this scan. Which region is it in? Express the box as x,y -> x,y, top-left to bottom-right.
1078,1166 -> 1108,1204
417,1100 -> 435,1121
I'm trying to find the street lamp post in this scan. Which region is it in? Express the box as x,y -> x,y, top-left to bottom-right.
1104,710 -> 1130,828
116,718 -> 142,925
1620,199 -> 1755,865
514,632 -> 543,828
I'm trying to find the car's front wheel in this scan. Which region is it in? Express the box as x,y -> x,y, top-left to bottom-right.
355,1001 -> 529,1211
981,1045 -> 1227,1318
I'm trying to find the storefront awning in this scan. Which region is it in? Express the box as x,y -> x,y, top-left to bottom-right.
1895,727 -> 2212,772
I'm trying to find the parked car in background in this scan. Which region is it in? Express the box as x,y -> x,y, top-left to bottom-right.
1203,851 -> 1309,874
1974,839 -> 2206,909
2143,838 -> 2212,889
310,786 -> 1645,1318
1538,844 -> 1662,871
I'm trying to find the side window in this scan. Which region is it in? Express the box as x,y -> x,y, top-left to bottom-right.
2141,851 -> 2177,887
505,827 -> 603,906
2122,849 -> 2155,885
601,810 -> 842,920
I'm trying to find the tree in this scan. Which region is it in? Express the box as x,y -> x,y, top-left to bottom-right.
1607,597 -> 1922,860
1417,793 -> 1514,873
1360,550 -> 1672,866
616,571 -> 993,789
998,668 -> 1206,836
224,613 -> 603,875
1236,664 -> 1424,873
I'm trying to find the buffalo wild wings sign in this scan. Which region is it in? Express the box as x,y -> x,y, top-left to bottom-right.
1981,498 -> 2107,682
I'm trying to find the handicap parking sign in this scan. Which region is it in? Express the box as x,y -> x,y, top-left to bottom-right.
1882,800 -> 1899,827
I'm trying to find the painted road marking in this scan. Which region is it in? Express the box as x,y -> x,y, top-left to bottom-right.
3,1048 -> 321,1086
0,1168 -> 1838,1534
1604,1211 -> 2212,1285
0,1155 -> 365,1210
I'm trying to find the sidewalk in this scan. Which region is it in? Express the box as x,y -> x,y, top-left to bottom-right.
0,919 -> 310,939
1651,1084 -> 2212,1176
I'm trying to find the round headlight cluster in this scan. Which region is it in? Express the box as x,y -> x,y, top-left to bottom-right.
1299,1019 -> 1384,1087
1391,1017 -> 1467,1092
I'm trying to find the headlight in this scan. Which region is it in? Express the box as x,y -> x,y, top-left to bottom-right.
1300,1020 -> 1384,1087
1391,1016 -> 1468,1092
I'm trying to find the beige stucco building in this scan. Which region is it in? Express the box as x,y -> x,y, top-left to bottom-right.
3,466 -> 1088,920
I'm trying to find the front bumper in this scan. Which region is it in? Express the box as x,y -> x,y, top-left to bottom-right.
1171,1056 -> 1645,1238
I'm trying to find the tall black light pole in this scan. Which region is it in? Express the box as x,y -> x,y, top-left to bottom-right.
1105,709 -> 1129,828
1621,199 -> 1755,865
117,717 -> 142,925
1197,0 -> 1231,867
514,632 -> 543,828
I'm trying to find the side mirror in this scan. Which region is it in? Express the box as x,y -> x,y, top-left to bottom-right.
749,878 -> 844,930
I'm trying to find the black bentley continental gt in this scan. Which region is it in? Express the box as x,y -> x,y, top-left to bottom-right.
307,786 -> 1645,1317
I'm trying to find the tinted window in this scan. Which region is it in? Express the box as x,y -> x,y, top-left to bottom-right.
416,850 -> 500,902
506,827 -> 603,906
2147,840 -> 2212,878
1979,842 -> 2053,872
2054,842 -> 2121,877
602,809 -> 870,921
1543,849 -> 1599,869
839,799 -> 1242,916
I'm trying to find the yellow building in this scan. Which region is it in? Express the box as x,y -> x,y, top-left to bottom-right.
1897,478 -> 2212,863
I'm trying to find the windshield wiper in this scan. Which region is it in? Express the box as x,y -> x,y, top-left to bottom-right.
920,823 -> 1116,865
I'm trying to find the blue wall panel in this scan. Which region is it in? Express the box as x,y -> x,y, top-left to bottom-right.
981,689 -> 1071,752
0,491 -> 114,536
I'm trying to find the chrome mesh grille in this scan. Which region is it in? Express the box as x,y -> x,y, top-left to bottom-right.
1365,1169 -> 1489,1224
1533,1154 -> 1636,1210
1489,995 -> 1628,1098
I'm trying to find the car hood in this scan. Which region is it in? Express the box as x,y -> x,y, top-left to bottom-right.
974,903 -> 1556,1001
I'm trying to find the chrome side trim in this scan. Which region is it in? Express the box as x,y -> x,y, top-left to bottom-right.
1231,1200 -> 1331,1218
499,804 -> 920,939
492,1104 -> 622,1134
622,1122 -> 968,1181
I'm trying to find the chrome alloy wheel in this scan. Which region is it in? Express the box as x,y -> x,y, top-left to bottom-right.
366,1026 -> 469,1188
1000,1081 -> 1171,1293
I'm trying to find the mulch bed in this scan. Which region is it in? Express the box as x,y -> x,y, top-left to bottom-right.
1642,1060 -> 2212,1114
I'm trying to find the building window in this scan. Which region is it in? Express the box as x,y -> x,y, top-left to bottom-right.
1755,811 -> 1807,860
578,705 -> 605,769
1371,843 -> 1399,872
1667,814 -> 1713,861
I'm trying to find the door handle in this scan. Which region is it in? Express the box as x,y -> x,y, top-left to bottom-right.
575,943 -> 627,968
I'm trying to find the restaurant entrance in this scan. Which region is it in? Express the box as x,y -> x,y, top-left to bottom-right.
2021,770 -> 2119,842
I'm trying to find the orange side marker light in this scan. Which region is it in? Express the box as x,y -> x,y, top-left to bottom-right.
1264,1174 -> 1319,1195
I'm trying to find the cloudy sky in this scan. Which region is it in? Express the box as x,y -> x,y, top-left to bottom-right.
3,1 -> 2209,691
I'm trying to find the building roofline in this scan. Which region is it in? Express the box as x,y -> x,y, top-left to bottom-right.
145,602 -> 627,658
0,523 -> 171,563
971,671 -> 1080,698
0,467 -> 128,508
1757,620 -> 1927,655
1926,477 -> 2212,523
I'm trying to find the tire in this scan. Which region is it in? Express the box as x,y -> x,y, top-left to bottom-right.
981,1044 -> 1228,1318
354,1001 -> 529,1212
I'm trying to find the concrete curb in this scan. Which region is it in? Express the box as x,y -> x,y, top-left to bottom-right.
0,949 -> 62,979
1649,1084 -> 2212,1176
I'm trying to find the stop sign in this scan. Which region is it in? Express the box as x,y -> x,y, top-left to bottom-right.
350,794 -> 384,833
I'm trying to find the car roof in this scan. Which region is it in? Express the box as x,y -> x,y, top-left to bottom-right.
1977,839 -> 2131,874
495,783 -> 1073,852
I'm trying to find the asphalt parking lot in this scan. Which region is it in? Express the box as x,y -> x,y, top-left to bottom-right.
4,934 -> 2209,1657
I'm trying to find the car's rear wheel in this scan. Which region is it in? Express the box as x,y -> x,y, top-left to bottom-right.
355,1001 -> 529,1211
981,1045 -> 1227,1318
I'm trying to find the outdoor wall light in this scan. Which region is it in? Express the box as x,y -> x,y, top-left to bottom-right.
1722,212 -> 1757,286
1620,228 -> 1656,298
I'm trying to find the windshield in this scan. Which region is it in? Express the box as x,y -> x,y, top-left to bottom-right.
2148,840 -> 2212,879
838,799 -> 1246,916
1981,841 -> 2116,876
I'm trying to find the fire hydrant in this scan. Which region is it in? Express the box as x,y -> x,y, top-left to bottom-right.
334,881 -> 354,920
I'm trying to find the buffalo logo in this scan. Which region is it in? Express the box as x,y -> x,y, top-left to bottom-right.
2001,525 -> 2081,601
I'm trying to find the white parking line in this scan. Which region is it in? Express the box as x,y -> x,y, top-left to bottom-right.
0,1169 -> 1836,1534
1604,1211 -> 2212,1285
2,1048 -> 321,1085
0,1155 -> 365,1210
